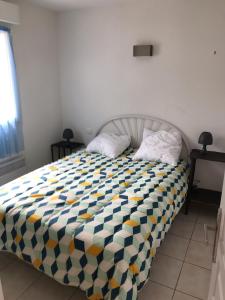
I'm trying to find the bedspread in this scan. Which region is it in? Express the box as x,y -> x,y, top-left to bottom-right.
0,149 -> 188,300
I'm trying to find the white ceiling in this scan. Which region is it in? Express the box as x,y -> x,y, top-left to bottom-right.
27,0 -> 133,11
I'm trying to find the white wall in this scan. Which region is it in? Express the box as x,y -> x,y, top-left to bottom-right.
0,0 -> 62,184
58,0 -> 225,191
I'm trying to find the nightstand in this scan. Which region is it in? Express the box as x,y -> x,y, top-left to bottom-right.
185,149 -> 225,214
51,141 -> 84,162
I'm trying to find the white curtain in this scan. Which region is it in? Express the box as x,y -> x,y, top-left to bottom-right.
0,26 -> 23,159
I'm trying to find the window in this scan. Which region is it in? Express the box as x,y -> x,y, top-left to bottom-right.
0,26 -> 24,168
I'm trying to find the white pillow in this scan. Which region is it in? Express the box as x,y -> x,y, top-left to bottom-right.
86,133 -> 131,159
133,130 -> 182,166
143,128 -> 154,140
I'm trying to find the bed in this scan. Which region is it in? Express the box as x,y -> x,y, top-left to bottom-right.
0,115 -> 189,300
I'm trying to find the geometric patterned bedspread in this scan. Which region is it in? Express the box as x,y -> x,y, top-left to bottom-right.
0,148 -> 188,300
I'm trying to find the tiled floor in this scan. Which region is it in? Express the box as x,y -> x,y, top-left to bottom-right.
0,202 -> 217,300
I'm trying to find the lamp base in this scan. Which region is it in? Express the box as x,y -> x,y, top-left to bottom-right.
200,145 -> 207,155
63,139 -> 71,147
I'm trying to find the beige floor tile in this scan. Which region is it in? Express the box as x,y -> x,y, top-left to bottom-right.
17,274 -> 75,300
69,287 -> 87,300
170,220 -> 195,239
177,207 -> 199,224
158,234 -> 189,260
139,281 -> 174,300
177,263 -> 210,299
0,260 -> 41,300
0,252 -> 16,271
192,223 -> 215,245
197,208 -> 217,227
185,240 -> 213,269
150,254 -> 183,289
173,291 -> 199,300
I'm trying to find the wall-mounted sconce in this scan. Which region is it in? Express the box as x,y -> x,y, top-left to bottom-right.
133,45 -> 153,57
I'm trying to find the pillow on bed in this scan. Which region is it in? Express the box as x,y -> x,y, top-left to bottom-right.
143,128 -> 154,140
133,130 -> 182,165
86,133 -> 131,159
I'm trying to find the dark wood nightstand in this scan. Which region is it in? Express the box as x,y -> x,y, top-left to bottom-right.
185,149 -> 225,214
51,141 -> 84,162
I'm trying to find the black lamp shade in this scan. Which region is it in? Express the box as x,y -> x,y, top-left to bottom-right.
198,131 -> 213,152
63,129 -> 74,141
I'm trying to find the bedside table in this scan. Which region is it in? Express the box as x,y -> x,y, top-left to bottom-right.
185,149 -> 225,214
51,141 -> 84,162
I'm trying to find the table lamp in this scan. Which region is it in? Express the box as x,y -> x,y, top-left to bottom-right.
198,132 -> 213,153
63,129 -> 74,143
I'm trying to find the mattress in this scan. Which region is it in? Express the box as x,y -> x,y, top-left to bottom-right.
0,148 -> 188,300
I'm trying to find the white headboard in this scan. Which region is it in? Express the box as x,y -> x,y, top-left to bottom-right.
97,114 -> 189,160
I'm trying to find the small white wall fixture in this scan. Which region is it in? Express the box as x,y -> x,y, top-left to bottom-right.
0,0 -> 20,25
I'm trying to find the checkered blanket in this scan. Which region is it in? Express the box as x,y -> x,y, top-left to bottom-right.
0,149 -> 188,300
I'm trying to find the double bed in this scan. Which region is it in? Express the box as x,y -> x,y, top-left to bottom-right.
0,115 -> 189,300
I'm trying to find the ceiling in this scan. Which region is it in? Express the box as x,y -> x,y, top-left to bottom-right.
27,0 -> 133,11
